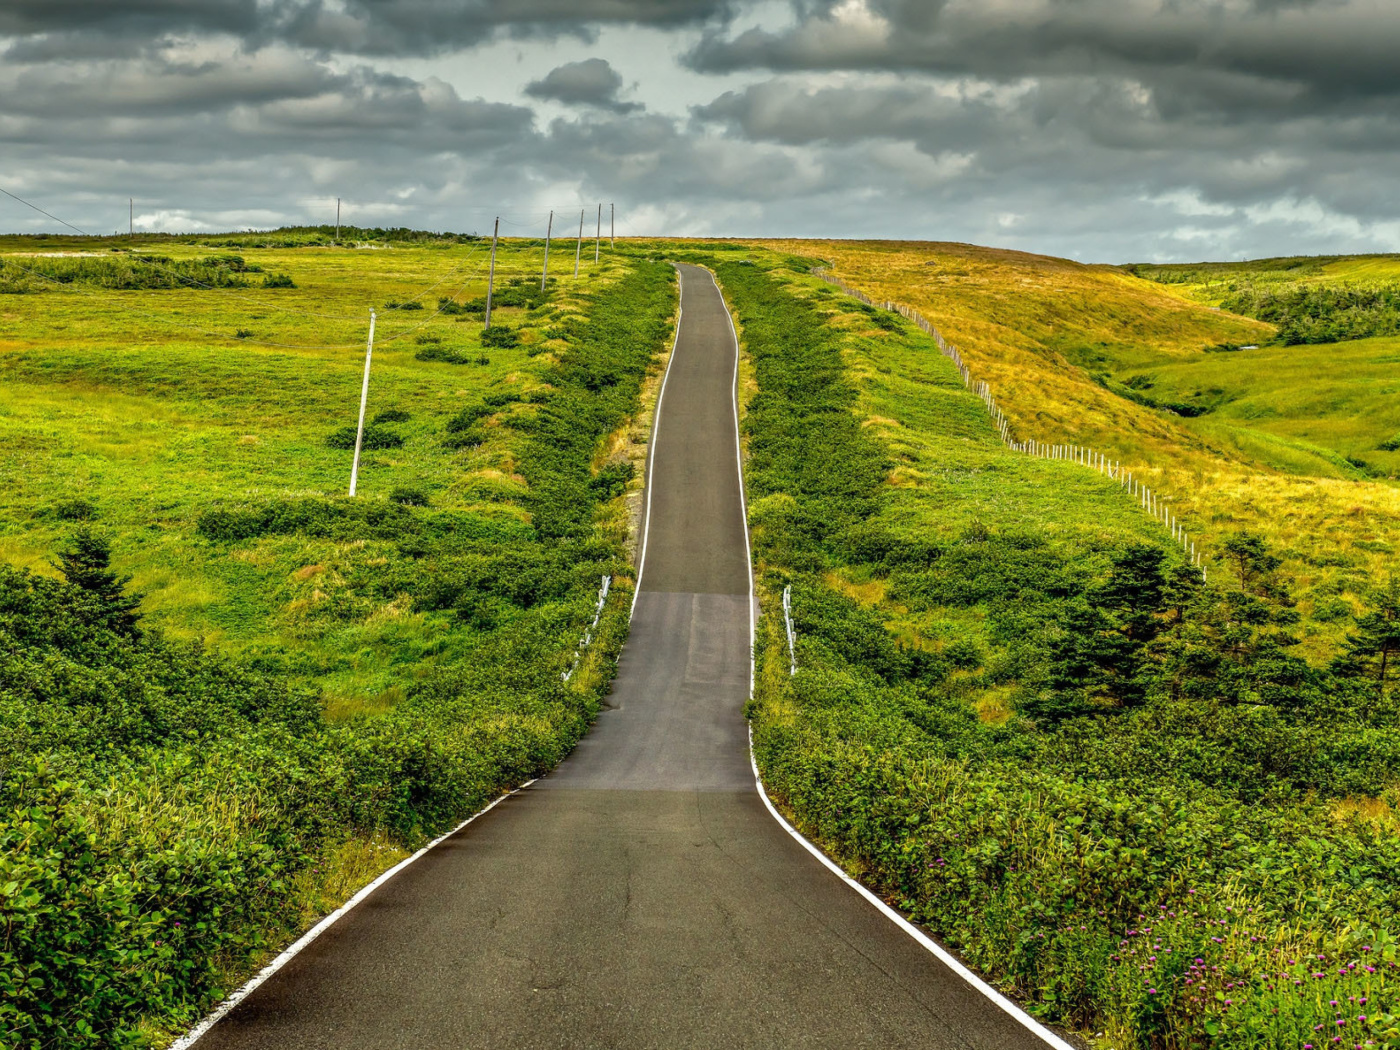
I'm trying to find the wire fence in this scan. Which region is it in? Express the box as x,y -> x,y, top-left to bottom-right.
813,267 -> 1207,580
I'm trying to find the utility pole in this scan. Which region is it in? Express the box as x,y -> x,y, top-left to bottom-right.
129,199 -> 133,238
335,197 -> 341,243
541,209 -> 553,292
594,203 -> 601,264
348,310 -> 377,498
610,203 -> 615,248
484,216 -> 499,329
574,208 -> 584,277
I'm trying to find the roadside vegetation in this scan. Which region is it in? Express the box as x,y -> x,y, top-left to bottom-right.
720,254 -> 1400,1050
0,230 -> 676,1048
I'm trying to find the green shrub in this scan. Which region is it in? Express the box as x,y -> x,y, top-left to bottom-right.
373,408 -> 411,424
325,425 -> 403,451
481,326 -> 519,349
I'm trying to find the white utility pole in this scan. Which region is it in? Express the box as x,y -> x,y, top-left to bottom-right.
595,203 -> 601,264
484,216 -> 499,329
335,198 -> 341,243
610,202 -> 615,248
129,199 -> 133,238
574,208 -> 584,277
348,310 -> 377,497
541,209 -> 553,292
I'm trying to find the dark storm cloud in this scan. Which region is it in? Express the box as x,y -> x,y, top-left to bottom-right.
686,0 -> 1400,113
0,0 -> 739,56
525,59 -> 642,113
2,0 -> 1400,259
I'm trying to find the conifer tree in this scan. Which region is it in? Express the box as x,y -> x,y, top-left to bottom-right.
54,528 -> 142,637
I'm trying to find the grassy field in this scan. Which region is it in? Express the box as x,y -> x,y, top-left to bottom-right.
0,229 -> 678,1048
719,251 -> 1400,1050
763,239 -> 1400,656
0,231 -> 629,711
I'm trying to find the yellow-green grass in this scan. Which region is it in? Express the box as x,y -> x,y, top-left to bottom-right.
758,239 -> 1400,654
1134,252 -> 1400,304
755,259 -> 1174,679
1120,335 -> 1400,476
0,233 -> 630,711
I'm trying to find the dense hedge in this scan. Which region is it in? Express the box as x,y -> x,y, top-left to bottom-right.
0,254 -> 292,293
721,258 -> 1400,1049
1221,283 -> 1400,345
0,261 -> 677,1049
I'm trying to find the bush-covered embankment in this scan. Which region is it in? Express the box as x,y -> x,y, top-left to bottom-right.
0,261 -> 677,1049
719,257 -> 1400,1050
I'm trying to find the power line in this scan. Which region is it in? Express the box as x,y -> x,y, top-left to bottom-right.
0,185 -> 89,236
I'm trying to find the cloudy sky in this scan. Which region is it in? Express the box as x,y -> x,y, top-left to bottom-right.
1,0 -> 1397,262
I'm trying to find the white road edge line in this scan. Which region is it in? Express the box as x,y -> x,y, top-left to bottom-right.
710,266 -> 1075,1050
629,268 -> 685,620
169,779 -> 536,1050
746,738 -> 1076,1050
703,266 -> 757,698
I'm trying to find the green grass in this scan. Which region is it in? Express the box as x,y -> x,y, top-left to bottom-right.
0,232 -> 626,710
0,230 -> 676,1049
1112,335 -> 1400,479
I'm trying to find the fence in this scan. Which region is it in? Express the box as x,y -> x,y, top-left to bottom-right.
813,268 -> 1206,580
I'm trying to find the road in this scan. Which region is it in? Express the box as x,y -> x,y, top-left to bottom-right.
192,263 -> 1059,1050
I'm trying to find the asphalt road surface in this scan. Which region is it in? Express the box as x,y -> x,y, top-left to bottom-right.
193,264 -> 1059,1050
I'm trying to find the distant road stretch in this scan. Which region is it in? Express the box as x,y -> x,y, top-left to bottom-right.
191,263 -> 1062,1050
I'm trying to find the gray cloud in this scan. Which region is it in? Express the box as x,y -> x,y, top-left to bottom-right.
686,1 -> 1400,113
525,58 -> 642,113
2,0 -> 1400,261
0,0 -> 740,56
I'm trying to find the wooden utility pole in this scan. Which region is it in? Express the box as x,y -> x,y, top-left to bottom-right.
595,203 -> 601,264
335,198 -> 341,243
484,216 -> 499,329
574,208 -> 584,277
129,199 -> 133,238
541,209 -> 552,292
348,310 -> 377,497
610,203 -> 615,248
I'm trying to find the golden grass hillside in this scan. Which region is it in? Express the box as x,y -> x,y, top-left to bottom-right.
759,239 -> 1400,653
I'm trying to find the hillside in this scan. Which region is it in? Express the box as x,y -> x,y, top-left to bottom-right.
765,239 -> 1400,656
718,249 -> 1400,1050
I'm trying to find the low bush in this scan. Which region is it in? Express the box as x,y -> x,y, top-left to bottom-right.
325,425 -> 403,451
481,326 -> 520,349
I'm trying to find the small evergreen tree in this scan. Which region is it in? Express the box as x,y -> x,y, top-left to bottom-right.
1343,577 -> 1400,694
1219,532 -> 1285,597
54,528 -> 142,637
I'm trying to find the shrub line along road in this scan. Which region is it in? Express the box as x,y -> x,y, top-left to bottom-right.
188,264 -> 1062,1049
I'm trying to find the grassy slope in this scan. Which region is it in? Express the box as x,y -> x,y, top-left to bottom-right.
0,234 -> 624,711
762,239 -> 1400,655
722,254 -> 1400,1050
